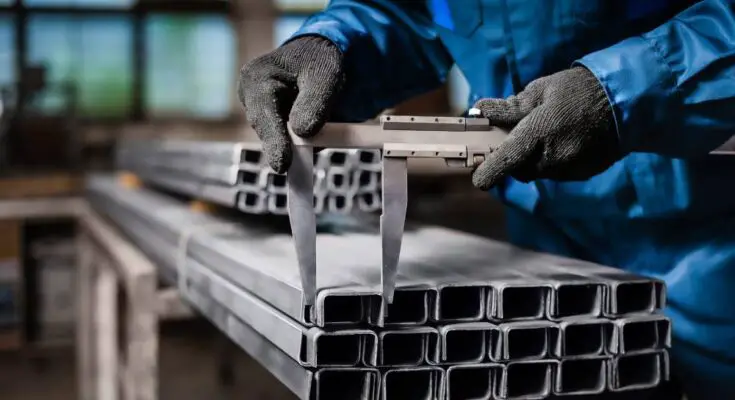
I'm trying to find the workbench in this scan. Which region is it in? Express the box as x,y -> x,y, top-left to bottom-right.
0,197 -> 193,400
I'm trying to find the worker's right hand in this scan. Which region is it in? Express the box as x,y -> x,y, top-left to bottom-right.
238,36 -> 345,174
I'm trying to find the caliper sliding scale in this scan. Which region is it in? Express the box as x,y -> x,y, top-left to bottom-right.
287,113 -> 510,313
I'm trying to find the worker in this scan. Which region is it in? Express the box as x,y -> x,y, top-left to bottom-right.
238,1 -> 735,398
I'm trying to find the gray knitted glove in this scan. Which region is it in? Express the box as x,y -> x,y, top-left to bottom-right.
471,67 -> 622,190
238,36 -> 344,173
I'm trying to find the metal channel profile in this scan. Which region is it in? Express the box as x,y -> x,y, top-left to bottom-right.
497,321 -> 559,362
381,367 -> 445,400
489,281 -> 552,322
446,364 -> 501,400
609,314 -> 671,355
554,319 -> 613,358
89,190 -> 379,369
554,356 -> 609,396
185,258 -> 379,368
496,360 -> 556,400
369,288 -> 431,327
117,138 -> 384,217
537,273 -> 604,320
608,351 -> 669,392
526,254 -> 666,317
88,175 -> 669,331
87,176 -> 379,328
439,323 -> 499,365
378,327 -> 439,367
184,286 -> 380,400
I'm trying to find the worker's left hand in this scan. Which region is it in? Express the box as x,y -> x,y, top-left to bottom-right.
471,66 -> 623,190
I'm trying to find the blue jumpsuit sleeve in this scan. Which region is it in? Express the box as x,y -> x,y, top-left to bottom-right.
288,0 -> 453,122
576,0 -> 735,156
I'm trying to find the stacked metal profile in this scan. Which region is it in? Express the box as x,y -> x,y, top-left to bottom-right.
115,139 -> 383,215
87,174 -> 672,400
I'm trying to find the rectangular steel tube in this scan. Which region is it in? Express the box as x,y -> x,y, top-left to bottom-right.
377,327 -> 439,367
497,321 -> 559,362
440,322 -> 498,365
369,288 -> 430,326
381,367 -> 445,400
93,199 -> 378,369
446,364 -> 500,400
609,351 -> 669,392
88,176 -> 376,327
496,360 -> 556,400
554,356 -> 608,396
555,319 -> 613,358
610,314 -> 672,355
185,286 -> 380,400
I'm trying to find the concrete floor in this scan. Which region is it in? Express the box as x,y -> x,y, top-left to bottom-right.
0,320 -> 297,400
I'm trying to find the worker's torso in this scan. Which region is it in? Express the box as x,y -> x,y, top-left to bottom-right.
429,0 -> 735,220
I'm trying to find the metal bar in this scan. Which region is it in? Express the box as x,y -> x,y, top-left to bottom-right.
94,203 -> 375,369
380,156 -> 408,306
185,257 -> 378,368
288,144 -> 318,307
554,356 -> 608,396
377,327 -> 439,367
497,321 -> 559,362
440,322 -> 498,365
608,351 -> 669,392
610,315 -> 671,355
381,367 -> 445,400
446,364 -> 500,400
516,254 -> 664,317
288,121 -> 509,150
87,175 -> 666,331
185,287 -> 381,400
496,360 -> 556,400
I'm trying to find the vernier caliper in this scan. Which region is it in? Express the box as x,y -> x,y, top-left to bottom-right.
287,111 -> 509,310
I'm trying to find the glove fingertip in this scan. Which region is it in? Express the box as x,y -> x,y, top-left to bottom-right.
471,163 -> 501,191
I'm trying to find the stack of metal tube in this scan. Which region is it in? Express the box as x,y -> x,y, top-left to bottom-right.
87,174 -> 672,400
115,138 -> 383,215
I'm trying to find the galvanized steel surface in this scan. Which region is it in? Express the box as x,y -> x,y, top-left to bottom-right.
115,139 -> 383,216
87,175 -> 671,399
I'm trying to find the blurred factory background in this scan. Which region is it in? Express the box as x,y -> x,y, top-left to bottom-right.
0,1 -> 499,399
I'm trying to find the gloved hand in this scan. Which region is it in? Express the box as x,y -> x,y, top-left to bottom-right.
238,36 -> 344,173
471,66 -> 622,190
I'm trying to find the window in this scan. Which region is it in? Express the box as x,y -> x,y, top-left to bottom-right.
0,16 -> 16,88
144,14 -> 236,119
274,15 -> 308,47
275,0 -> 327,12
23,0 -> 134,8
27,15 -> 134,117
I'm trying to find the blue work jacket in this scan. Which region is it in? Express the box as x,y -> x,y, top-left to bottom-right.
290,1 -> 735,396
